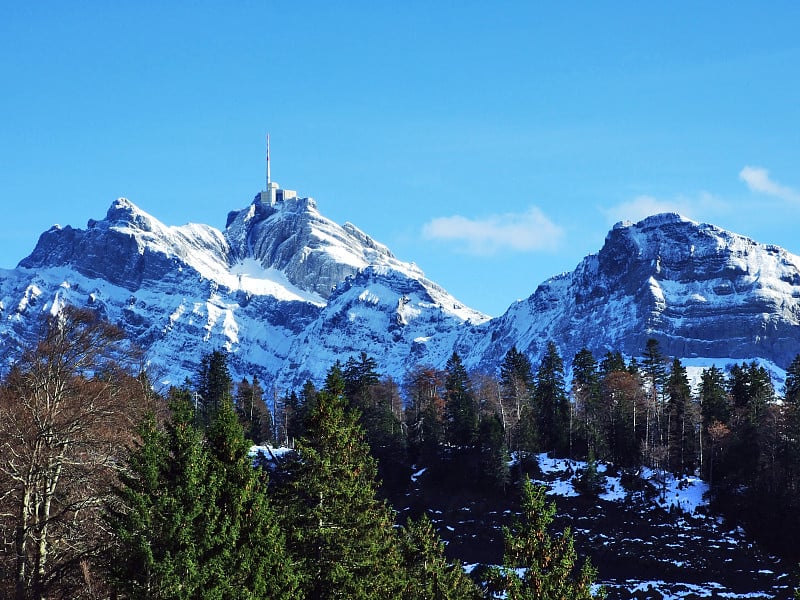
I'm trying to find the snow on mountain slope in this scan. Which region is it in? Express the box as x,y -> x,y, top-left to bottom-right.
467,213 -> 800,375
2,196 -> 799,389
1,194 -> 486,386
275,265 -> 485,389
225,194 -> 430,301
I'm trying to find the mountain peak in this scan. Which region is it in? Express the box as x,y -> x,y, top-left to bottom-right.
98,197 -> 161,233
6,193 -> 800,389
614,212 -> 695,231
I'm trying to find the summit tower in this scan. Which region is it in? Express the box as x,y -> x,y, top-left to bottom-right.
260,134 -> 296,205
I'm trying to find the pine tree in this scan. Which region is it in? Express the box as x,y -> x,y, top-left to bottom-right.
204,397 -> 300,599
786,355 -> 800,406
478,413 -> 511,491
398,515 -> 482,600
666,358 -> 697,474
235,375 -> 272,443
641,338 -> 669,465
106,391 -> 299,599
699,366 -> 731,425
196,349 -> 233,427
343,351 -> 381,410
106,390 -> 213,597
500,346 -> 537,455
276,377 -> 404,599
572,348 -> 602,459
535,342 -> 570,456
445,352 -> 478,447
486,479 -> 603,599
343,352 -> 405,473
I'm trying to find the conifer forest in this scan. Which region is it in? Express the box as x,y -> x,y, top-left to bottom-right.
2,307 -> 800,599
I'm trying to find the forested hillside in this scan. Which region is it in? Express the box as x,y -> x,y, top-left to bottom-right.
2,307 -> 799,598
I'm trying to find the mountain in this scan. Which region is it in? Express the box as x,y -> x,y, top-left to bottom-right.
2,193 -> 799,390
0,193 -> 487,387
467,213 -> 800,376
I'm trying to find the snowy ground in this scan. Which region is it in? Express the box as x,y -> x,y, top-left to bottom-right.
258,446 -> 794,598
529,453 -> 792,599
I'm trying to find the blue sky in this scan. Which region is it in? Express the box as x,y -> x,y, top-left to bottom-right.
2,2 -> 799,316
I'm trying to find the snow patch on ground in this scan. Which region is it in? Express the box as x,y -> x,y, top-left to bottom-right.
532,453 -> 709,517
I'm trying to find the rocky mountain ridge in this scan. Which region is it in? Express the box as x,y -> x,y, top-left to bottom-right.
2,193 -> 799,390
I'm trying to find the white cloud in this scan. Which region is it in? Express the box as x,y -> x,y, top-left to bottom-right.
739,166 -> 800,203
421,206 -> 563,256
601,192 -> 723,225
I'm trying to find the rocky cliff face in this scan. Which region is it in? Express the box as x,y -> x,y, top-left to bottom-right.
2,200 -> 799,389
468,213 -> 800,374
0,194 -> 487,386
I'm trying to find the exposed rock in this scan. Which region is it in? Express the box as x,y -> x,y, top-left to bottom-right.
2,198 -> 800,390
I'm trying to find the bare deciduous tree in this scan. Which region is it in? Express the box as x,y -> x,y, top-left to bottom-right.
0,307 -> 154,600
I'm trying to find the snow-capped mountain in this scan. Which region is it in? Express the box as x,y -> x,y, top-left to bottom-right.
467,213 -> 800,375
1,194 -> 799,390
0,193 -> 487,387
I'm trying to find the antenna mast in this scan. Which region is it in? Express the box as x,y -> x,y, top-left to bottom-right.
266,133 -> 271,190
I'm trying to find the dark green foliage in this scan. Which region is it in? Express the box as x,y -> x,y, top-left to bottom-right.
235,375 -> 273,444
398,515 -> 482,600
576,450 -> 606,498
275,378 -> 404,599
445,352 -> 479,447
599,350 -> 626,376
105,390 -> 298,599
500,346 -> 537,454
196,349 -> 233,427
786,354 -> 800,406
107,389 -> 211,597
344,351 -> 381,403
699,366 -> 731,425
343,352 -> 407,483
666,358 -> 698,474
485,479 -> 603,599
535,342 -> 570,456
572,348 -> 602,459
728,361 -> 774,416
478,413 -> 511,491
203,398 -> 299,598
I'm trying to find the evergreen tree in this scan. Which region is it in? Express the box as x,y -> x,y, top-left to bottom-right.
235,375 -> 272,444
576,449 -> 606,498
486,479 -> 603,599
398,515 -> 482,600
572,348 -> 602,459
106,390 -> 298,599
641,338 -> 669,464
699,366 -> 731,425
535,342 -> 570,455
666,358 -> 697,474
599,350 -> 626,375
343,351 -> 381,410
444,352 -> 478,446
500,346 -> 537,455
343,352 -> 405,474
276,374 -> 404,599
106,390 -> 211,596
478,413 -> 511,491
196,349 -> 233,427
203,398 -> 299,599
786,354 -> 800,406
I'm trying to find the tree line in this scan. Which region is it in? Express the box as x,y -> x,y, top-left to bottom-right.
268,339 -> 800,563
3,307 -> 800,597
0,308 -> 601,599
